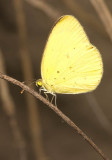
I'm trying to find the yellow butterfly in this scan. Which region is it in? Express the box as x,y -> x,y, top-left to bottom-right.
36,15 -> 103,103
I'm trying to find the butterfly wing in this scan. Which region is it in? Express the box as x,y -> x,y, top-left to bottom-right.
41,15 -> 103,94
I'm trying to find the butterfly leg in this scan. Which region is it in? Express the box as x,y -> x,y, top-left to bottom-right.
51,93 -> 57,106
42,90 -> 57,106
44,92 -> 49,101
39,87 -> 43,94
54,94 -> 57,106
51,95 -> 54,103
39,88 -> 49,101
39,87 -> 47,95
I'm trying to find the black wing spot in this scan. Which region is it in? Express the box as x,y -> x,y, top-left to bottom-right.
69,66 -> 72,69
66,54 -> 70,59
86,45 -> 93,49
54,78 -> 56,80
84,76 -> 87,80
89,46 -> 93,49
57,70 -> 60,73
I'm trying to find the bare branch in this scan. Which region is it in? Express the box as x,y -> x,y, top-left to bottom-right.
0,72 -> 110,160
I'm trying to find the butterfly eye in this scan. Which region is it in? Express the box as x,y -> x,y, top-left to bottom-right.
36,79 -> 42,87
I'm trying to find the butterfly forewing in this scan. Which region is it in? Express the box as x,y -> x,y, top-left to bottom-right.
41,15 -> 103,94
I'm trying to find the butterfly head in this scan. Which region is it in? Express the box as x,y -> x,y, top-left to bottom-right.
36,79 -> 55,93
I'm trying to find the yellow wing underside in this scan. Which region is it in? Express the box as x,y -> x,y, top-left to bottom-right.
41,15 -> 103,94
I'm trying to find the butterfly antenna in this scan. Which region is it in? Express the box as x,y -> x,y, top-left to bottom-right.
20,79 -> 37,94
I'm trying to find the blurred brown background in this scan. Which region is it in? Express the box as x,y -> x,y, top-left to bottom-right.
0,0 -> 112,160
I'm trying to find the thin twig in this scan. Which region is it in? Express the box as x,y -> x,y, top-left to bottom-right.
0,51 -> 27,160
0,72 -> 110,160
90,0 -> 112,41
13,0 -> 47,159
